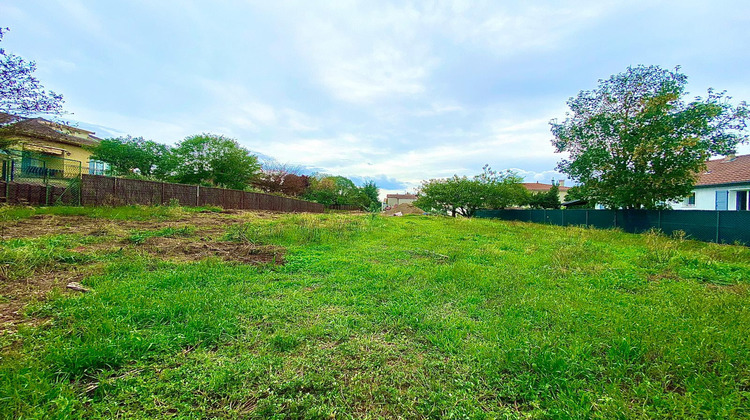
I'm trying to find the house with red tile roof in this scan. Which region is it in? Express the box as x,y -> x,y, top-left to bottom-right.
675,154 -> 750,210
521,181 -> 570,202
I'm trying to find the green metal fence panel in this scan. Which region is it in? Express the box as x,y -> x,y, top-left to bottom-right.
546,210 -> 564,226
528,210 -> 544,224
475,209 -> 750,246
587,210 -> 616,229
562,209 -> 588,226
718,211 -> 750,245
616,210 -> 661,233
659,210 -> 717,242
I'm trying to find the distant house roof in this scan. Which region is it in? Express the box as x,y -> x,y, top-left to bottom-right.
386,193 -> 417,199
521,182 -> 570,192
0,112 -> 101,148
696,154 -> 750,187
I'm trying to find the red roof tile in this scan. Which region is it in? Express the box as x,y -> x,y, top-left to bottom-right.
521,182 -> 570,192
697,154 -> 750,186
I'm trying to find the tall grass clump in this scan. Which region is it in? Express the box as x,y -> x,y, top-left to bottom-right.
0,235 -> 96,280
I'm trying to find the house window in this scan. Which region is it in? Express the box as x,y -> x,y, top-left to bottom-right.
20,151 -> 46,178
716,190 -> 729,210
737,191 -> 748,211
88,159 -> 110,176
685,193 -> 695,207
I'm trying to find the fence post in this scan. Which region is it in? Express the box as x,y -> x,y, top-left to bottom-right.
161,182 -> 165,205
196,185 -> 200,207
716,211 -> 721,243
585,210 -> 589,227
658,210 -> 662,231
561,210 -> 565,226
613,210 -> 617,228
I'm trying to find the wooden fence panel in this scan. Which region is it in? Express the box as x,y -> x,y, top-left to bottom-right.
199,187 -> 223,207
81,175 -> 115,206
7,175 -> 324,213
115,178 -> 161,205
223,189 -> 244,209
242,191 -> 258,210
162,182 -> 198,206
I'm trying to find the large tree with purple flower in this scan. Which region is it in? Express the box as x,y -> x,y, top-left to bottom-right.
0,28 -> 64,117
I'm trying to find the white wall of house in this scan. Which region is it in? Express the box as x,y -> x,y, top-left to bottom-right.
386,197 -> 416,206
673,184 -> 750,210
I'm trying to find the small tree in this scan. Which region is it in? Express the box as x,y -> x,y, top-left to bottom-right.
169,133 -> 260,190
415,166 -> 527,217
89,136 -> 170,177
302,175 -> 378,209
551,65 -> 749,209
528,184 -> 561,209
562,185 -> 594,208
254,162 -> 311,197
361,180 -> 381,212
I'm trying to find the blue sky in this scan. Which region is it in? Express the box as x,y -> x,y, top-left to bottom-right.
2,0 -> 749,195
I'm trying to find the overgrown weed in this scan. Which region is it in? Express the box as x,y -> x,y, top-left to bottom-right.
0,235 -> 98,280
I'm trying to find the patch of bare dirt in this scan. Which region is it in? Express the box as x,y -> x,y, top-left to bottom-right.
0,212 -> 269,241
141,236 -> 285,265
382,203 -> 424,216
0,210 -> 288,336
0,269 -> 97,334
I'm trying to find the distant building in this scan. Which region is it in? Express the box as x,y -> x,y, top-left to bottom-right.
386,193 -> 417,206
675,154 -> 750,210
0,112 -> 107,176
521,181 -> 570,202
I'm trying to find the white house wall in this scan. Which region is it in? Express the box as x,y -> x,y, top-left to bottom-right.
673,184 -> 750,210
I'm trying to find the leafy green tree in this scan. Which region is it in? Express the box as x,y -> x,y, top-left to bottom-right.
302,175 -> 337,206
361,180 -> 381,212
89,136 -> 170,177
302,175 -> 379,209
528,184 -> 561,209
415,166 -> 527,217
169,133 -> 260,190
551,65 -> 749,209
562,185 -> 594,208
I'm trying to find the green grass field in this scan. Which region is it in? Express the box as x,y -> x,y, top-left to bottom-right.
1,207 -> 749,418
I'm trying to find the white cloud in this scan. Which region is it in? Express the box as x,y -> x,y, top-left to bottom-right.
282,109 -> 319,132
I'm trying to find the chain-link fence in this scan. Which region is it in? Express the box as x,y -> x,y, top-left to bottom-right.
1,150 -> 82,205
475,209 -> 750,245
